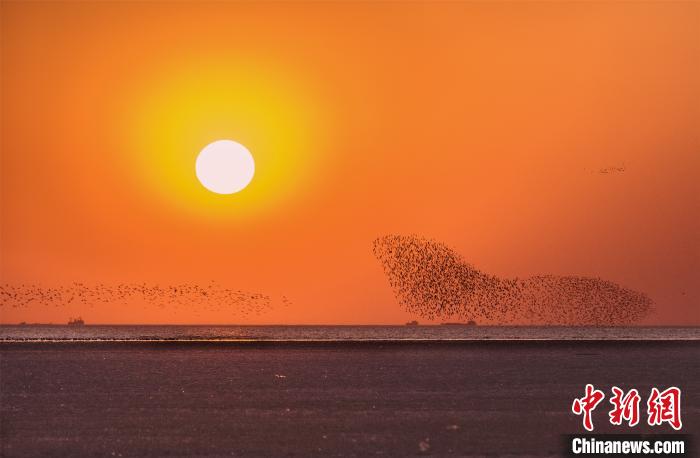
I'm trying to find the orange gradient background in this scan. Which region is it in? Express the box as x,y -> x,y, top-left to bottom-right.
1,2 -> 698,324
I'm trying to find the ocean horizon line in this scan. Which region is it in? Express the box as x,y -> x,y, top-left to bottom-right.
3,337 -> 700,344
2,323 -> 699,327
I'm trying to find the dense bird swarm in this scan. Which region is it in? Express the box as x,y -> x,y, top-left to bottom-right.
0,282 -> 275,317
372,235 -> 653,325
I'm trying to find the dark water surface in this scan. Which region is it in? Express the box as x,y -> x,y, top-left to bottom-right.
1,340 -> 698,457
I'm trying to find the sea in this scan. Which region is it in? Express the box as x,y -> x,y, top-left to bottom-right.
0,325 -> 698,342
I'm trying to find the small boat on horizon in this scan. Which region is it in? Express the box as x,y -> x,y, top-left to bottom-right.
67,317 -> 85,326
405,320 -> 419,326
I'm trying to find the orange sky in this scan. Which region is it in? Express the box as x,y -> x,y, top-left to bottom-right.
1,1 -> 698,325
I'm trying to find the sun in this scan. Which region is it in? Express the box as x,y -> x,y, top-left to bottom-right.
122,56 -> 332,220
196,140 -> 255,194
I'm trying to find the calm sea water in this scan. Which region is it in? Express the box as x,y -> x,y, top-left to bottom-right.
0,325 -> 698,341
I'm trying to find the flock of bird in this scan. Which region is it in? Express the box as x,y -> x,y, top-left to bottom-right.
0,282 -> 278,317
2,234 -> 654,325
585,164 -> 627,174
597,165 -> 626,174
372,234 -> 653,325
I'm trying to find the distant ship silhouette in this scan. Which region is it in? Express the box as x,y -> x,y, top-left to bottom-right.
67,317 -> 85,326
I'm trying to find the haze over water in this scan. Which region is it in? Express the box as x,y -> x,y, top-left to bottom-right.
1,325 -> 698,342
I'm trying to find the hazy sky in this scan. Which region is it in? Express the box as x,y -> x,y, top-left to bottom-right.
1,2 -> 698,324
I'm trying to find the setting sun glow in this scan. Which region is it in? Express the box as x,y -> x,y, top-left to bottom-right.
121,59 -> 328,221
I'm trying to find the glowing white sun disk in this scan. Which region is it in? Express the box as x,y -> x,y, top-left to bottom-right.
195,140 -> 255,194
